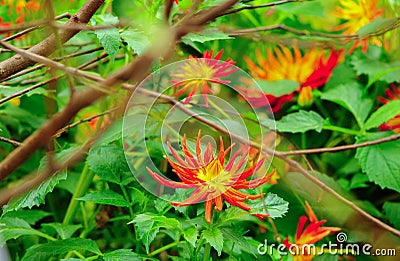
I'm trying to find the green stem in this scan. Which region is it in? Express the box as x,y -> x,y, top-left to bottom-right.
120,184 -> 134,218
322,125 -> 363,136
148,241 -> 180,256
203,243 -> 211,261
63,164 -> 95,225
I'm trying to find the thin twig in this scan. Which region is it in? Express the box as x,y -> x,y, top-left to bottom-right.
280,134 -> 400,156
228,21 -> 400,39
2,12 -> 72,42
54,108 -> 117,137
0,137 -> 22,147
223,0 -> 313,16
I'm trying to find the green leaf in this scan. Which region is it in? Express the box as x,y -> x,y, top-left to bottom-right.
103,249 -> 141,261
181,28 -> 232,51
202,227 -> 224,256
0,86 -> 49,98
1,209 -> 51,225
183,225 -> 198,247
21,238 -> 101,261
321,82 -> 373,128
364,100 -> 400,130
355,133 -> 400,192
0,217 -> 48,245
2,147 -> 78,213
121,29 -> 151,56
275,110 -> 325,133
41,223 -> 82,239
131,213 -> 180,252
87,145 -> 131,184
249,193 -> 289,219
257,80 -> 299,97
77,190 -> 130,207
357,18 -> 399,37
383,202 -> 400,229
351,49 -> 400,85
219,227 -> 254,255
92,14 -> 120,61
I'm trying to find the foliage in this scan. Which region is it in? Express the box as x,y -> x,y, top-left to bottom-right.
0,0 -> 399,261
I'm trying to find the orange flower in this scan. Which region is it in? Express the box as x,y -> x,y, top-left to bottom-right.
147,131 -> 275,223
334,0 -> 383,52
243,46 -> 341,112
171,49 -> 237,106
378,83 -> 400,133
283,202 -> 341,261
334,0 -> 382,35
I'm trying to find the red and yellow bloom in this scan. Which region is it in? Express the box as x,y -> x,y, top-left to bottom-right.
243,45 -> 341,112
283,202 -> 341,261
147,132 -> 275,223
378,83 -> 400,133
334,0 -> 383,52
171,49 -> 237,106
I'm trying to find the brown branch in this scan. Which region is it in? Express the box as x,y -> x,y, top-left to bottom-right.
280,133 -> 400,156
223,0 -> 313,16
2,12 -> 72,42
53,108 -> 117,137
0,0 -> 105,81
0,52 -> 108,106
0,137 -> 22,147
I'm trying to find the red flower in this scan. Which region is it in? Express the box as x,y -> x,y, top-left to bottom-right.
378,83 -> 400,133
283,202 -> 341,261
243,46 -> 342,112
147,131 -> 275,223
171,49 -> 237,106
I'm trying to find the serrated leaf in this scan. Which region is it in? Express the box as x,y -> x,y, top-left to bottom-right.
92,14 -> 120,61
77,190 -> 130,207
364,100 -> 400,130
355,133 -> 400,192
21,238 -> 101,261
219,227 -> 254,254
321,82 -> 373,128
131,213 -> 180,252
249,193 -> 289,218
41,223 -> 82,240
351,49 -> 400,85
120,30 -> 151,56
1,209 -> 51,225
275,110 -> 325,133
202,227 -> 224,256
87,145 -> 131,184
0,217 -> 48,245
357,18 -> 398,37
103,249 -> 141,261
383,202 -> 400,229
257,80 -> 299,97
2,147 -> 78,213
183,225 -> 198,247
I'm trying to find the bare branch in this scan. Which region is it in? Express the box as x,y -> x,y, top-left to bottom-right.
0,137 -> 22,147
280,134 -> 400,156
223,0 -> 314,16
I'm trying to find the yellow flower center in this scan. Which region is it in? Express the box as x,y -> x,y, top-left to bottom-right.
195,159 -> 232,194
